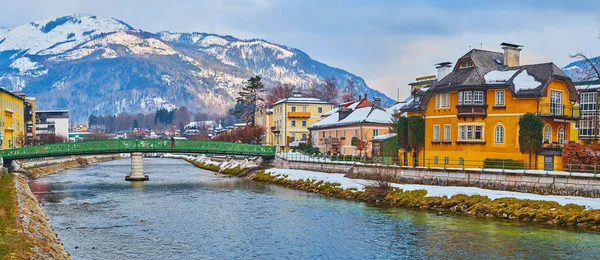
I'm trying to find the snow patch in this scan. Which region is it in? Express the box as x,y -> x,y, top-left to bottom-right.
484,70 -> 518,84
513,70 -> 541,92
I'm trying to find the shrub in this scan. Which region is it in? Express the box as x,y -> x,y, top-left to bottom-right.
483,158 -> 526,170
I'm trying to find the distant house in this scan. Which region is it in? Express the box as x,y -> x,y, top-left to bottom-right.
308,95 -> 393,156
72,124 -> 88,132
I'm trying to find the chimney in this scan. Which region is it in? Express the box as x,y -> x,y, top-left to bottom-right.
435,62 -> 452,80
293,91 -> 302,97
364,93 -> 368,100
358,94 -> 362,100
501,42 -> 522,67
373,97 -> 382,107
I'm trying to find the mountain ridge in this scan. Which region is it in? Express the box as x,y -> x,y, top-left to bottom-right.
0,14 -> 394,122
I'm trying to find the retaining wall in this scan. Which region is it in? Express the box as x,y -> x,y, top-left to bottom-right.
274,157 -> 600,197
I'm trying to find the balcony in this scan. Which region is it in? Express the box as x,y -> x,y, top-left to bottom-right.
287,111 -> 311,118
322,137 -> 341,146
539,103 -> 579,121
271,126 -> 281,133
456,104 -> 487,118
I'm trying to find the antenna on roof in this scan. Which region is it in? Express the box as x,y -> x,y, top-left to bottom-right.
480,43 -> 482,49
468,45 -> 471,50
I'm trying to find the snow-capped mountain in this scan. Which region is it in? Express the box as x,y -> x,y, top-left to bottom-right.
563,56 -> 600,82
0,14 -> 393,122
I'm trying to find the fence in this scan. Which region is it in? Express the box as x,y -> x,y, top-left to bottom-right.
278,152 -> 600,178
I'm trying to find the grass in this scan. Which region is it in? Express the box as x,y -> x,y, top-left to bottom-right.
0,174 -> 32,258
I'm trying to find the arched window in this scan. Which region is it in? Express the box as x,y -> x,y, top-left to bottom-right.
544,125 -> 552,143
558,126 -> 565,144
495,124 -> 504,144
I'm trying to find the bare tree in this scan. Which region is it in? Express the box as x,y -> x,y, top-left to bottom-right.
307,77 -> 340,104
262,83 -> 296,108
569,53 -> 600,81
341,78 -> 357,102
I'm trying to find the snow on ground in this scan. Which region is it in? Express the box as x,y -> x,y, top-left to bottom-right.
267,168 -> 600,210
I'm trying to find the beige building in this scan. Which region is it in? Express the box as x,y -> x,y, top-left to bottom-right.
257,92 -> 333,152
309,96 -> 394,156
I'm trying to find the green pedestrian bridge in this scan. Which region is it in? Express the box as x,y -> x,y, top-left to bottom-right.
0,139 -> 275,181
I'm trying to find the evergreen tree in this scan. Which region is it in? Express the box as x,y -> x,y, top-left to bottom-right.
133,119 -> 139,130
519,112 -> 543,169
408,116 -> 425,166
232,76 -> 265,124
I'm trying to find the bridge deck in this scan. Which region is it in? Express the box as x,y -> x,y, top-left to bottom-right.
0,139 -> 276,160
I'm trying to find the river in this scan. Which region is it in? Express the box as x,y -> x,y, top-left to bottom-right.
30,158 -> 600,259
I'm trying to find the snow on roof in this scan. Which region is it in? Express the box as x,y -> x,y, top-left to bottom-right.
420,87 -> 430,92
576,83 -> 600,91
273,97 -> 330,105
386,97 -> 413,115
513,70 -> 541,92
310,106 -> 393,129
323,106 -> 339,116
484,70 -> 518,84
372,133 -> 397,141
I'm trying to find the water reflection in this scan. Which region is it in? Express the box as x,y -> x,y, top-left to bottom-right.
31,158 -> 600,259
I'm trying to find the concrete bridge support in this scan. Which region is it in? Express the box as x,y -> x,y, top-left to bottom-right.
126,152 -> 149,181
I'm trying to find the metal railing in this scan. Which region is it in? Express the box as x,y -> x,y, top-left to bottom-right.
538,103 -> 580,118
280,152 -> 600,177
1,139 -> 277,160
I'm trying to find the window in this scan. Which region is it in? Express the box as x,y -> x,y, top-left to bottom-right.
373,129 -> 379,136
291,120 -> 296,127
495,124 -> 504,144
550,91 -> 563,115
458,92 -> 463,105
342,130 -> 346,137
318,107 -> 323,113
444,125 -> 451,141
464,91 -> 472,105
580,92 -> 597,111
459,60 -> 474,68
459,157 -> 464,165
466,125 -> 473,139
302,133 -> 307,140
473,91 -> 484,105
302,107 -> 307,112
322,131 -> 325,138
458,124 -> 484,141
435,94 -> 440,108
302,120 -> 307,127
444,157 -> 449,164
433,125 -> 440,141
434,157 -> 438,164
495,90 -> 505,106
291,106 -> 296,112
443,93 -> 450,108
291,133 -> 296,141
558,126 -> 565,144
544,125 -> 551,143
354,129 -> 358,137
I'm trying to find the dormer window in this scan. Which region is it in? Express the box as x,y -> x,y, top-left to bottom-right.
459,60 -> 474,68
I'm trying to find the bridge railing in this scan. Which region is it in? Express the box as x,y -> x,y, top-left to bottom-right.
0,139 -> 276,160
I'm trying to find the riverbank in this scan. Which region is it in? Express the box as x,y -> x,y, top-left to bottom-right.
0,155 -> 121,258
179,155 -> 600,231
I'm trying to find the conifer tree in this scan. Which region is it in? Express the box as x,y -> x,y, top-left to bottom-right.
232,76 -> 265,124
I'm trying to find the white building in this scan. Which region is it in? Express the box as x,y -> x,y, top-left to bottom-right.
35,110 -> 69,138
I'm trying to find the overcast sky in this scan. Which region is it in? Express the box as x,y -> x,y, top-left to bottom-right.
2,0 -> 600,101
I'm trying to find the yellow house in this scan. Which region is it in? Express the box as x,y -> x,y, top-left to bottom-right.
403,43 -> 579,171
255,108 -> 273,145
0,88 -> 26,149
309,96 -> 393,156
258,92 -> 333,152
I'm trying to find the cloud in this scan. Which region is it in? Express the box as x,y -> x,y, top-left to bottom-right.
1,0 -> 599,101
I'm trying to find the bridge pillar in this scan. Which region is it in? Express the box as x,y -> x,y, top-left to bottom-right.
126,152 -> 148,181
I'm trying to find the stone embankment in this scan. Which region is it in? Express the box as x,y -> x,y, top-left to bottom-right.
4,155 -> 121,259
13,173 -> 71,259
274,157 -> 600,198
